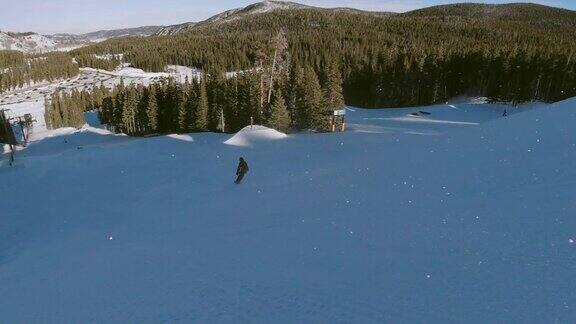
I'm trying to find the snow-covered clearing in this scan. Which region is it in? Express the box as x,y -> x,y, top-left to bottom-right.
93,53 -> 125,61
165,65 -> 203,82
1,97 -> 575,322
225,67 -> 262,79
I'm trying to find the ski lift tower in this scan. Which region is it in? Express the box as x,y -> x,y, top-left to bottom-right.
13,113 -> 36,146
0,109 -> 18,166
0,108 -> 36,165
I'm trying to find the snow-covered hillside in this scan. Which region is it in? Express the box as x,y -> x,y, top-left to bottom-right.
0,32 -> 95,53
1,96 -> 575,322
0,26 -> 163,53
156,1 -> 311,35
205,0 -> 309,24
155,0 -> 393,36
0,32 -> 57,53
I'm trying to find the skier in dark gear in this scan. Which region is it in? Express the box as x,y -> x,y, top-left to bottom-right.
235,157 -> 249,184
502,109 -> 508,117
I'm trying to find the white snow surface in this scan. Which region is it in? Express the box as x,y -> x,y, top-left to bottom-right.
166,134 -> 195,142
1,98 -> 576,322
224,125 -> 288,147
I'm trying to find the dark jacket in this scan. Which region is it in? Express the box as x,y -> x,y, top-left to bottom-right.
237,159 -> 249,175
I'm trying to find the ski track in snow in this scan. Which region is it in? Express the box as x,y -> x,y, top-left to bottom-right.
379,116 -> 480,125
1,97 -> 575,323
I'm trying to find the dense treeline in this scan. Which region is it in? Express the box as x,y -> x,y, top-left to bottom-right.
44,89 -> 89,129
0,51 -> 79,93
72,4 -> 576,107
45,60 -> 345,135
74,53 -> 121,71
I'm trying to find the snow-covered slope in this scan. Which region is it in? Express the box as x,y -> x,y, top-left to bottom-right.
0,26 -> 164,53
0,32 -> 57,53
205,1 -> 310,24
155,22 -> 198,36
156,1 -> 312,35
0,32 -> 92,53
1,98 -> 575,322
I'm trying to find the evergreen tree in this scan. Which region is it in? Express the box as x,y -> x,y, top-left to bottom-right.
324,60 -> 346,111
122,86 -> 139,134
223,78 -> 239,132
267,90 -> 291,133
177,86 -> 188,133
207,74 -> 224,131
236,73 -> 261,128
194,79 -> 209,131
100,97 -> 114,127
286,64 -> 302,126
184,81 -> 198,131
296,66 -> 325,131
146,86 -> 159,133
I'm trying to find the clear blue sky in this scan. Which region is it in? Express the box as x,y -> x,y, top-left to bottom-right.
2,0 -> 575,35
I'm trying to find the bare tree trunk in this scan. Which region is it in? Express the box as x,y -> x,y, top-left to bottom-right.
220,109 -> 225,133
534,76 -> 541,100
268,48 -> 279,104
260,61 -> 265,108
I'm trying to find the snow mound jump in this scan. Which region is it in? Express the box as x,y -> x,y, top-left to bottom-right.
224,125 -> 288,147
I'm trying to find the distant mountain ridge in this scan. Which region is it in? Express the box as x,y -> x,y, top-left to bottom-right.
0,32 -> 57,53
82,26 -> 163,41
2,1 -> 575,52
155,1 -> 576,36
405,2 -> 576,18
157,1 -> 319,35
0,26 -> 164,53
404,3 -> 576,30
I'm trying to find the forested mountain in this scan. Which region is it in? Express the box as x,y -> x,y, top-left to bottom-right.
72,1 -> 576,109
155,23 -> 197,36
157,1 -> 392,36
406,2 -> 576,22
156,1 -> 312,35
82,26 -> 163,40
